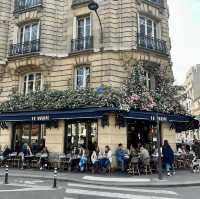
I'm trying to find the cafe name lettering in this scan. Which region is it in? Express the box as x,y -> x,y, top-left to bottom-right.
32,115 -> 50,121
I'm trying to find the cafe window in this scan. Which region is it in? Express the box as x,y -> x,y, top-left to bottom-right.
22,72 -> 42,94
13,124 -> 46,154
65,122 -> 97,154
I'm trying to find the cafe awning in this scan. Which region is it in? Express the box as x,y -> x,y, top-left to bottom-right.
0,107 -> 198,131
0,107 -> 118,122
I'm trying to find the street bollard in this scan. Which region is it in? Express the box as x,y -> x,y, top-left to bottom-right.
4,165 -> 8,184
53,168 -> 57,188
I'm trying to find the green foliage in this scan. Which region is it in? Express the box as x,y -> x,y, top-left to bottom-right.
0,61 -> 186,114
0,86 -> 123,112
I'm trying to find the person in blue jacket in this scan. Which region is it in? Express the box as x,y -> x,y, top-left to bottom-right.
162,140 -> 175,176
116,143 -> 125,172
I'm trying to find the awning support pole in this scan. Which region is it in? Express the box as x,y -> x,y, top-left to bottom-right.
156,113 -> 163,180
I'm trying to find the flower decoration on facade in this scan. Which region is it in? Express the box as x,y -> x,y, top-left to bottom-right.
0,61 -> 186,114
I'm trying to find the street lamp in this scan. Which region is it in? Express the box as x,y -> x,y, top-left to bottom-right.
88,0 -> 103,51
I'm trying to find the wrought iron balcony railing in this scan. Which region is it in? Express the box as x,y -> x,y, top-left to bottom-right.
144,0 -> 161,6
137,34 -> 168,54
71,36 -> 93,53
9,40 -> 40,57
14,0 -> 42,13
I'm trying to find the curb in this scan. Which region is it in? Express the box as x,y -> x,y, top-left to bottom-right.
1,173 -> 200,188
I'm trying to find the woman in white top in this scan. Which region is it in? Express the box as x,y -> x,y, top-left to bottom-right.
91,146 -> 102,173
100,145 -> 112,170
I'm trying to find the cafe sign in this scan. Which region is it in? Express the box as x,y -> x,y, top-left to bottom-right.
32,115 -> 50,121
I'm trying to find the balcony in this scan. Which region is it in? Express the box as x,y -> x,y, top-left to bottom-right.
71,36 -> 93,53
137,34 -> 168,55
144,0 -> 161,6
71,0 -> 90,8
14,0 -> 42,13
9,40 -> 40,57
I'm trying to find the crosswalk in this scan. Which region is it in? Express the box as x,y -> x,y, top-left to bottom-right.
65,183 -> 179,199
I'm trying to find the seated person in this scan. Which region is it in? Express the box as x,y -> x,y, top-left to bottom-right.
39,147 -> 49,170
79,147 -> 88,172
129,144 -> 137,158
140,146 -> 150,165
100,145 -> 112,172
20,143 -> 33,169
2,145 -> 11,161
115,144 -> 125,172
91,146 -> 102,173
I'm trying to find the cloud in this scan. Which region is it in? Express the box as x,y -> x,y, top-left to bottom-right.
168,0 -> 200,85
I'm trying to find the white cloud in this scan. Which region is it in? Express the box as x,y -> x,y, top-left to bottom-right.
168,0 -> 200,85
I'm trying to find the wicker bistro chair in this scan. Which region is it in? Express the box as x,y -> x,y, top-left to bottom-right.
176,154 -> 186,169
48,153 -> 60,169
31,153 -> 41,168
186,154 -> 194,168
142,157 -> 152,175
59,154 -> 71,170
128,156 -> 140,176
13,155 -> 21,168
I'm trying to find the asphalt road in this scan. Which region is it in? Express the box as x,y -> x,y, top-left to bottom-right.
0,177 -> 200,199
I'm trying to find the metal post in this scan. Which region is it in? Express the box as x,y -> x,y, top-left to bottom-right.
156,114 -> 163,180
53,168 -> 57,188
4,165 -> 8,184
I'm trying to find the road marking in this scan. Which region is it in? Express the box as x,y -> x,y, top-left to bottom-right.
0,186 -> 54,192
83,176 -> 151,182
64,198 -> 76,199
67,183 -> 177,195
65,188 -> 178,199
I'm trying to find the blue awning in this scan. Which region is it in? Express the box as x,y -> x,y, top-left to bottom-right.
0,107 -> 118,122
0,107 -> 198,132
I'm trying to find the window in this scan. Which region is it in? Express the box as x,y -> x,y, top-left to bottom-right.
71,15 -> 93,52
139,16 -> 156,38
18,22 -> 40,43
65,122 -> 97,154
23,73 -> 42,94
74,66 -> 90,89
143,70 -> 151,90
77,15 -> 91,39
9,22 -> 40,56
13,124 -> 46,154
138,15 -> 167,54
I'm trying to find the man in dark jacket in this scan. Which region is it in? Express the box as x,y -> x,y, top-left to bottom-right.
192,139 -> 200,159
162,140 -> 175,176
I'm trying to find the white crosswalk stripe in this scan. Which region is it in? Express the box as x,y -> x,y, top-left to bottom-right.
67,183 -> 177,195
65,183 -> 179,199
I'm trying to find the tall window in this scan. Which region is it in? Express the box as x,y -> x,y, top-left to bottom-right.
18,22 -> 40,44
139,16 -> 156,38
74,66 -> 90,89
77,15 -> 91,39
143,70 -> 151,90
23,73 -> 42,94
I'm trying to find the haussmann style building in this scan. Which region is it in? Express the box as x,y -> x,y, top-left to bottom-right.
0,0 -> 198,166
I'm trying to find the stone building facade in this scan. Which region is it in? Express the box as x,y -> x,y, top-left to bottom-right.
0,0 -> 183,164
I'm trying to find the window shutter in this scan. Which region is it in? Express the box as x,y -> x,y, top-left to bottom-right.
73,16 -> 77,39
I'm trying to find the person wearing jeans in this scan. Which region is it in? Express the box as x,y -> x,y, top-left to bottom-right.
116,144 -> 125,172
162,140 -> 175,176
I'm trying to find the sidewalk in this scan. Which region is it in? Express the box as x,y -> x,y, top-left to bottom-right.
0,168 -> 200,187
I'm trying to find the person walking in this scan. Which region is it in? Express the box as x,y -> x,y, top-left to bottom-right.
162,140 -> 175,176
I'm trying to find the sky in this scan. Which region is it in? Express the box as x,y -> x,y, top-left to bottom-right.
168,0 -> 200,85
